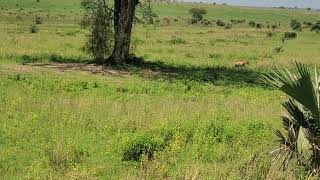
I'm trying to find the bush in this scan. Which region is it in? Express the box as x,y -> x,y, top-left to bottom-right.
188,8 -> 207,23
169,36 -> 187,45
162,17 -> 170,26
224,23 -> 232,29
29,24 -> 39,33
216,19 -> 225,27
311,21 -> 320,33
290,20 -> 302,31
256,23 -> 262,29
122,135 -> 163,161
303,21 -> 313,28
230,19 -> 245,24
283,31 -> 297,39
35,15 -> 43,24
272,46 -> 284,53
248,20 -> 256,27
200,19 -> 211,26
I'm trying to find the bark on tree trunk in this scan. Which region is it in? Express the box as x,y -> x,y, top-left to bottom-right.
110,0 -> 138,64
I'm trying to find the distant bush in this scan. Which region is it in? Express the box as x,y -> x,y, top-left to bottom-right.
311,21 -> 320,33
189,8 -> 207,23
283,31 -> 297,39
35,15 -> 43,24
256,23 -> 262,29
169,36 -> 187,45
122,135 -> 163,162
224,23 -> 232,29
290,20 -> 302,31
248,20 -> 256,27
209,53 -> 221,59
266,31 -> 274,37
200,19 -> 212,26
303,21 -> 313,28
230,19 -> 245,24
216,19 -> 225,27
271,24 -> 277,29
29,24 -> 39,33
162,17 -> 171,26
273,46 -> 284,53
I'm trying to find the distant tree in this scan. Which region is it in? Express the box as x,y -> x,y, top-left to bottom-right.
188,8 -> 207,24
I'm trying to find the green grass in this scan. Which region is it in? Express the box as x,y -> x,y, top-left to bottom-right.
0,1 -> 320,179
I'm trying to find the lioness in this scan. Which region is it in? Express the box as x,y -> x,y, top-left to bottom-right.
234,61 -> 249,68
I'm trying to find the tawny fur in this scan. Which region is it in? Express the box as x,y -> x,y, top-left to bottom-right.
234,61 -> 249,68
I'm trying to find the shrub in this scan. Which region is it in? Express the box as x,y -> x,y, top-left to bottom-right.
290,20 -> 302,31
29,24 -> 39,33
230,19 -> 245,24
122,135 -> 163,161
80,0 -> 113,62
224,23 -> 232,29
311,21 -> 320,33
162,17 -> 170,26
272,46 -> 284,53
35,15 -> 43,24
169,36 -> 187,45
283,31 -> 297,39
200,19 -> 211,26
256,23 -> 262,29
248,20 -> 256,27
271,24 -> 277,29
188,8 -> 207,23
303,21 -> 313,28
267,31 -> 274,37
216,19 -> 225,27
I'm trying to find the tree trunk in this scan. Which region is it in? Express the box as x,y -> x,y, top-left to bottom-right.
110,0 -> 138,64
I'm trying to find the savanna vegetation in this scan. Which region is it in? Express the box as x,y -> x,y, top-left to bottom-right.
1,0 -> 320,179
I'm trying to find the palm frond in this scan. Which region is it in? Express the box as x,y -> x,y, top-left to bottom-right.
262,62 -> 319,119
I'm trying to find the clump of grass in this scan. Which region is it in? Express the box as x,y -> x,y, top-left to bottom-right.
169,36 -> 187,45
48,144 -> 89,172
29,24 -> 39,33
209,53 -> 221,59
273,46 -> 284,53
266,31 -> 274,37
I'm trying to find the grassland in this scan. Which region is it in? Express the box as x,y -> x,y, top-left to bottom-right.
0,0 -> 320,179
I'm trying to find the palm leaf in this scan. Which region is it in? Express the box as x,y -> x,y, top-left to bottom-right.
262,62 -> 319,120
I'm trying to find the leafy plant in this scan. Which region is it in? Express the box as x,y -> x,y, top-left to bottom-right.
262,62 -> 320,171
